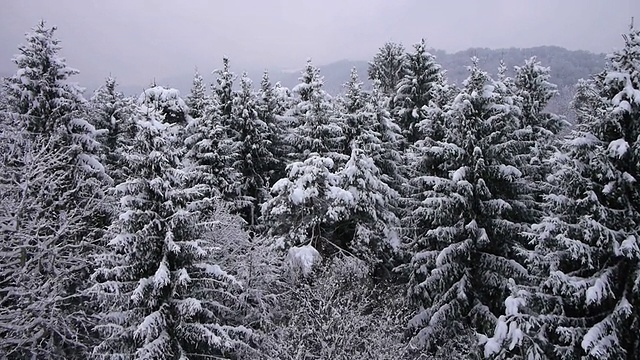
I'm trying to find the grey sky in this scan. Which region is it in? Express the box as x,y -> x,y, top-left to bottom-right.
1,0 -> 639,89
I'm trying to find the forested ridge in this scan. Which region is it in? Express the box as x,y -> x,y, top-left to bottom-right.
1,20 -> 640,359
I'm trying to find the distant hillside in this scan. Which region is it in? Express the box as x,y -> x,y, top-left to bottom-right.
433,46 -> 606,90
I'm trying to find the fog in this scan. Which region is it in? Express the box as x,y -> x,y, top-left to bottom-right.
1,0 -> 638,89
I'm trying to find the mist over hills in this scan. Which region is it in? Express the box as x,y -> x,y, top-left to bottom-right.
2,45 -> 605,101
138,45 -> 605,98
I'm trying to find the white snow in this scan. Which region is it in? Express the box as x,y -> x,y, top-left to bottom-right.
482,84 -> 496,98
623,172 -> 636,183
484,319 -> 508,357
109,233 -> 134,247
507,322 -> 523,351
498,164 -> 522,180
569,134 -> 597,147
607,138 -> 629,159
134,310 -> 166,339
327,185 -> 354,204
138,86 -> 185,107
585,277 -> 610,305
175,297 -> 202,317
581,322 -> 605,355
153,260 -> 170,288
77,153 -> 106,174
452,166 -> 467,182
290,188 -> 307,205
196,263 -> 231,279
617,235 -> 639,258
603,181 -> 615,195
287,244 -> 321,275
386,228 -> 401,251
504,295 -> 524,316
609,71 -> 640,106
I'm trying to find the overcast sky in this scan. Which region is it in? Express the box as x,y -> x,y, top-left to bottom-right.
1,0 -> 639,88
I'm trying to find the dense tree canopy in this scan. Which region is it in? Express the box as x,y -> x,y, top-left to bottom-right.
1,19 -> 637,360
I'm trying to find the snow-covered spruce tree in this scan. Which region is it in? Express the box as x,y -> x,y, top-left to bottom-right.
229,72 -> 275,226
261,153 -> 353,254
91,104 -> 252,359
337,143 -> 400,269
416,71 -> 458,149
510,57 -> 568,183
256,70 -> 290,185
0,21 -> 110,359
392,41 -> 452,227
405,59 -> 529,355
91,76 -> 126,141
183,71 -> 238,200
185,68 -> 212,120
487,25 -> 640,360
367,80 -> 406,193
479,58 -> 569,360
368,41 -> 407,96
286,59 -> 347,165
90,76 -> 137,184
392,39 -> 446,147
271,81 -> 295,117
256,70 -> 284,119
138,86 -> 190,181
207,57 -> 245,201
337,67 -> 368,155
403,107 -> 459,263
214,57 -> 236,124
338,72 -> 404,188
326,70 -> 401,267
5,20 -> 85,133
403,68 -> 458,244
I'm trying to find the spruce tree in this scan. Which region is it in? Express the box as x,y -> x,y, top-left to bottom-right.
214,57 -> 236,124
91,105 -> 251,359
229,72 -> 275,225
338,67 -> 368,155
183,67 -> 238,200
392,39 -> 446,146
287,59 -> 346,165
368,41 -> 406,96
90,76 -> 125,140
404,68 -> 458,244
367,80 -> 406,193
5,21 -> 85,134
90,76 -> 136,183
185,68 -> 211,120
481,58 -> 568,360
261,153 -> 353,254
512,57 -> 568,184
337,143 -> 400,268
256,70 -> 289,185
0,21 -> 109,359
328,71 -> 402,267
406,59 -> 528,354
488,25 -> 640,360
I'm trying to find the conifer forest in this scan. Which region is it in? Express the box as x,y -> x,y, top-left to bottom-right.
2,19 -> 640,360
